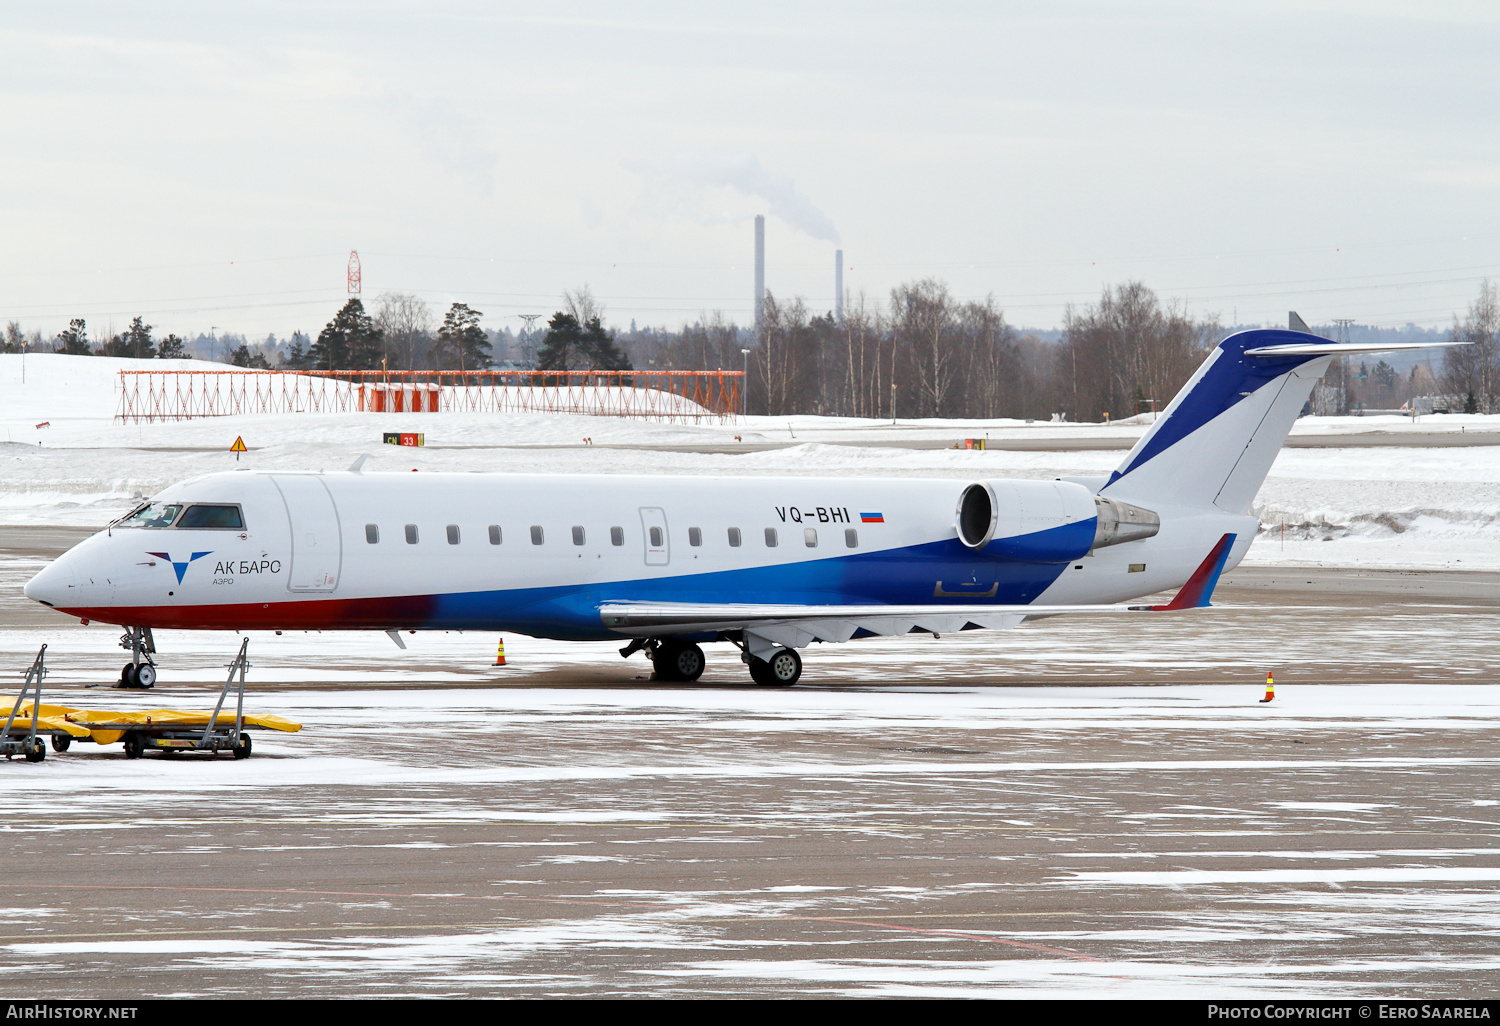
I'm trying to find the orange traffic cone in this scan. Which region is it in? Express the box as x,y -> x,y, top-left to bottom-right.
1259,672 -> 1274,703
493,637 -> 507,667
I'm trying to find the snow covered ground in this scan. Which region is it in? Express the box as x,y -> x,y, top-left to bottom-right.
3,682 -> 1499,998
2,352 -> 1497,998
2,352 -> 1499,570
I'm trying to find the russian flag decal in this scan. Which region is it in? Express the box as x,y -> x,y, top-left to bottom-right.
860,512 -> 884,523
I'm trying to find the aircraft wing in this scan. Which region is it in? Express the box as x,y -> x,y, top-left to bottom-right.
601,535 -> 1236,658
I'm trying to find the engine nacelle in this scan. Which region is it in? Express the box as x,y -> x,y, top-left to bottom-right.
1091,496 -> 1160,549
955,480 -> 1099,562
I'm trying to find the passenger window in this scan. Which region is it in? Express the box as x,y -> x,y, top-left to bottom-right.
649,526 -> 663,547
405,524 -> 418,544
488,525 -> 502,545
446,524 -> 460,545
764,528 -> 778,547
610,526 -> 624,546
572,526 -> 585,546
365,524 -> 379,544
804,528 -> 818,547
728,527 -> 741,547
177,504 -> 245,530
530,525 -> 544,545
845,528 -> 858,548
688,527 -> 702,547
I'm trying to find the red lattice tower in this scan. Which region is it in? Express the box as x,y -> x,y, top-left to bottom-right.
347,250 -> 361,295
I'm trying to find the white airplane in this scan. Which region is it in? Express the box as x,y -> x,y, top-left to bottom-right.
23,326 -> 1459,688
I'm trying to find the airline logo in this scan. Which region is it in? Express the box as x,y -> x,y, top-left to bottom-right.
860,512 -> 885,523
148,550 -> 212,584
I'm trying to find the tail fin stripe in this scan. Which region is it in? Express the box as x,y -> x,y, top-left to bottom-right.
1152,533 -> 1235,611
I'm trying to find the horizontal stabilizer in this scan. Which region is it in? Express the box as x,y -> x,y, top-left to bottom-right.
1246,340 -> 1470,358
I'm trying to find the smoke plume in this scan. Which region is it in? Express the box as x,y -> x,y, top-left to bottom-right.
632,152 -> 841,244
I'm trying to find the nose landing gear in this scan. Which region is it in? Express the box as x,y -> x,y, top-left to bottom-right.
119,627 -> 158,689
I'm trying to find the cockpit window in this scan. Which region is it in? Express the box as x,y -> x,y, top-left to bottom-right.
177,504 -> 245,530
121,502 -> 183,529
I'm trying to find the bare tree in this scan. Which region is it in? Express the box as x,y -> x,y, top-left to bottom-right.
758,291 -> 809,416
841,293 -> 884,419
891,279 -> 956,418
564,285 -> 604,327
1444,280 -> 1499,413
373,292 -> 433,370
957,296 -> 1018,418
1058,282 -> 1212,421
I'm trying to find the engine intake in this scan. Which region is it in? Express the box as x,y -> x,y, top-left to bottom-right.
956,483 -> 997,548
955,480 -> 1098,561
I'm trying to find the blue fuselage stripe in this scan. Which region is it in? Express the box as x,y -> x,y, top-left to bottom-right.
429,531 -> 1080,640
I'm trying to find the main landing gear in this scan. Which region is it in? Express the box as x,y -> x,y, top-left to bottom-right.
118,626 -> 158,689
618,637 -> 707,682
619,635 -> 805,687
746,647 -> 801,687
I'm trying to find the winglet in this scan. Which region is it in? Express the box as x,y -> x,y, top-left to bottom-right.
1149,533 -> 1235,611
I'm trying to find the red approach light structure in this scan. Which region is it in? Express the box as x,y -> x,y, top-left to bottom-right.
114,369 -> 743,425
348,250 -> 361,296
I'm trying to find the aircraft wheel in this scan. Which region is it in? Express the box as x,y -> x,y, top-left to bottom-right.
50,734 -> 71,753
657,642 -> 705,683
232,733 -> 252,760
122,732 -> 144,759
749,648 -> 802,687
135,664 -> 157,689
24,737 -> 45,762
652,641 -> 706,683
120,664 -> 138,688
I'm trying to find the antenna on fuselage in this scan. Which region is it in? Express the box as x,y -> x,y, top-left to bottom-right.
347,454 -> 370,473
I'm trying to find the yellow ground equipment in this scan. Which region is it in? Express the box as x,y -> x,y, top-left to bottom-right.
2,646 -> 61,761
5,639 -> 299,760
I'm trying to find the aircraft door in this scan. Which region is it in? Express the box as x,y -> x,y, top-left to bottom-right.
271,475 -> 342,592
639,507 -> 669,566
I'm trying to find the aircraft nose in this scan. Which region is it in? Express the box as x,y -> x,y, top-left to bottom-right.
24,558 -> 74,608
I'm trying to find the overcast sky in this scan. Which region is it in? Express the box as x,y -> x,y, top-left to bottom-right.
3,1 -> 1499,340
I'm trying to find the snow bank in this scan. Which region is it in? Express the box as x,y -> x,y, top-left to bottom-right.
3,353 -> 1499,569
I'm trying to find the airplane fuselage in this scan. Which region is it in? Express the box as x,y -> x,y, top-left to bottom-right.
23,469 -> 1255,641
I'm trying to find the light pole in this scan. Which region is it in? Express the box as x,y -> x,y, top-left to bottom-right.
210,326 -> 218,364
740,348 -> 750,419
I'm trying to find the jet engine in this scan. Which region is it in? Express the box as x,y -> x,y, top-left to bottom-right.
955,480 -> 1158,561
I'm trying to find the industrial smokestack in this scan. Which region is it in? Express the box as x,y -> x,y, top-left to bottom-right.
754,214 -> 765,331
835,249 -> 844,326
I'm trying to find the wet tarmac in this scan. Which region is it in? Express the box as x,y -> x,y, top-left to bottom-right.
1,534 -> 1498,998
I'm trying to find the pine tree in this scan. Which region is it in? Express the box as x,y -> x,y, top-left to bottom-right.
435,303 -> 491,371
282,334 -> 309,369
309,299 -> 383,371
157,334 -> 187,359
101,316 -> 155,359
55,318 -> 92,355
537,312 -> 632,371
